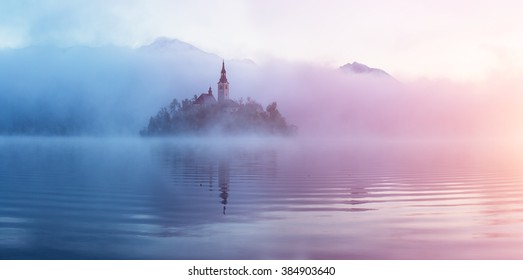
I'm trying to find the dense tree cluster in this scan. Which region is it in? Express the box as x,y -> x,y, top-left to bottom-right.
141,97 -> 296,136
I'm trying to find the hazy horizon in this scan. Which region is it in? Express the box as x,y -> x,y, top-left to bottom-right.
0,37 -> 522,139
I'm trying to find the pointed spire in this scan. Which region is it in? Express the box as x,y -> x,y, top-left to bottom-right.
208,86 -> 212,94
219,60 -> 228,83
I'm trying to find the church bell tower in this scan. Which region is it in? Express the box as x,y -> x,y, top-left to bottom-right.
217,60 -> 229,102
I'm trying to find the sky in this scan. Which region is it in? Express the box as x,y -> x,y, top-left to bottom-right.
1,0 -> 523,81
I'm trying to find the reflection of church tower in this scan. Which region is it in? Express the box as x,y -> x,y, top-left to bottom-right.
218,159 -> 230,215
217,60 -> 229,102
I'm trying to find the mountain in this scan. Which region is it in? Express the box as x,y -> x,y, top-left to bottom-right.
339,61 -> 391,77
141,37 -> 199,51
140,37 -> 217,58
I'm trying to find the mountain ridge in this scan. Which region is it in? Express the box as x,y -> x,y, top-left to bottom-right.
339,61 -> 391,77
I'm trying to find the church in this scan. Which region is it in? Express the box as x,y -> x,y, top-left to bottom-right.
194,61 -> 233,106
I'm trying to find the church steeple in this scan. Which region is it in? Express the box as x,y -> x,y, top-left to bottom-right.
217,60 -> 229,102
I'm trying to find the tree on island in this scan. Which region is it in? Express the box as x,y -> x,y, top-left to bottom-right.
140,96 -> 296,136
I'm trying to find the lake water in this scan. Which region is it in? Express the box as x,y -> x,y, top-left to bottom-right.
1,136 -> 523,259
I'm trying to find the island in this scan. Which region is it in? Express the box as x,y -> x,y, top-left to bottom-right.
141,61 -> 296,136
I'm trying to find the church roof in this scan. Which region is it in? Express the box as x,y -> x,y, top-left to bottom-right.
194,93 -> 216,105
219,60 -> 228,83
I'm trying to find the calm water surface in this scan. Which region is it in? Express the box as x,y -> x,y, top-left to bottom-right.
1,137 -> 523,259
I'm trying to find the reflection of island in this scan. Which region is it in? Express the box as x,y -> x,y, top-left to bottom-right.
218,159 -> 230,215
152,144 -> 278,216
153,145 -> 233,215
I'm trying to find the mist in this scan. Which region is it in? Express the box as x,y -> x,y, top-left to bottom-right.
2,38 -> 523,260
1,38 -> 521,139
239,60 -> 523,140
